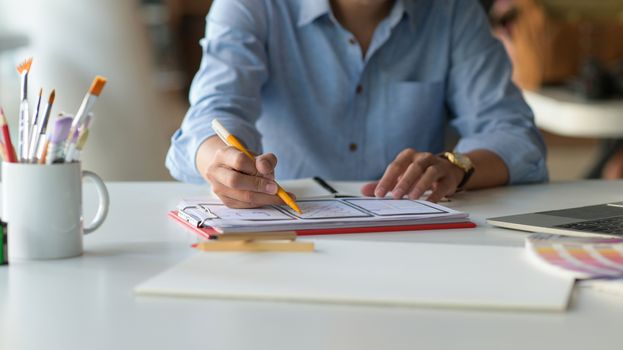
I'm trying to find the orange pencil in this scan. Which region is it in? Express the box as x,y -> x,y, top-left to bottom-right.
211,119 -> 302,214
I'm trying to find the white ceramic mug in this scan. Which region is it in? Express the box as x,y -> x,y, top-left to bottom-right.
1,162 -> 109,260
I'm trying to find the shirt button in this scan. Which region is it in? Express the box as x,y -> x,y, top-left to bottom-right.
348,37 -> 357,45
349,143 -> 358,152
355,85 -> 363,94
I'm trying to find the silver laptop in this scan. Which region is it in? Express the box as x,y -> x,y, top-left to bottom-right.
487,201 -> 623,237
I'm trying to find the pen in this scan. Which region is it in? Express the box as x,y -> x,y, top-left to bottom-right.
211,119 -> 302,214
313,176 -> 338,194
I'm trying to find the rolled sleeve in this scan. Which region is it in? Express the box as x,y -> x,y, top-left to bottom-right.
165,0 -> 268,183
447,0 -> 548,184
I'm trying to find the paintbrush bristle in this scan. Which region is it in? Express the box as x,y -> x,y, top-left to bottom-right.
49,89 -> 56,104
50,116 -> 73,143
16,57 -> 33,74
89,76 -> 107,96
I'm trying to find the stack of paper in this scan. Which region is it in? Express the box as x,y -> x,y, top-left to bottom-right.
177,198 -> 470,233
135,240 -> 574,311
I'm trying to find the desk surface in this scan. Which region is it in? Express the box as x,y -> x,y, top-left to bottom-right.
525,88 -> 623,138
1,180 -> 623,350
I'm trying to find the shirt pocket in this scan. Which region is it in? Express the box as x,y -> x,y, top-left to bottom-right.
382,80 -> 446,162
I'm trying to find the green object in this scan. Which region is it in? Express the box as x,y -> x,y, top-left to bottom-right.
1,221 -> 6,265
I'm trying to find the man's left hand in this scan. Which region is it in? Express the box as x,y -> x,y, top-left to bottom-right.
361,148 -> 464,203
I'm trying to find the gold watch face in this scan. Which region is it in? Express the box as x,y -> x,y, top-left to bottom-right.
445,152 -> 473,173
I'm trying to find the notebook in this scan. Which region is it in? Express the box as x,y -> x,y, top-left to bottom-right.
135,240 -> 574,311
177,198 -> 471,233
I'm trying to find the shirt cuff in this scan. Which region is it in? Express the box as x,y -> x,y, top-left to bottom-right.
166,115 -> 263,183
455,133 -> 548,185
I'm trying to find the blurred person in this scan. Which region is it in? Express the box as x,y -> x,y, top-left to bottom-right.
490,0 -> 623,180
166,0 -> 548,208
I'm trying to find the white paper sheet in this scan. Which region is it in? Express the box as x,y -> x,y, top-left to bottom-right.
135,241 -> 574,311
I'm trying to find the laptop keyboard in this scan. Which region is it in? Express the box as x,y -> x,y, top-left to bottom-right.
556,216 -> 623,235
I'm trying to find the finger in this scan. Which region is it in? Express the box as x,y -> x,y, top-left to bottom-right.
210,165 -> 278,195
392,153 -> 437,199
218,193 -> 264,209
361,182 -> 378,197
392,163 -> 423,199
212,180 -> 285,207
256,153 -> 277,176
408,164 -> 443,200
375,148 -> 416,197
217,147 -> 258,175
426,178 -> 455,203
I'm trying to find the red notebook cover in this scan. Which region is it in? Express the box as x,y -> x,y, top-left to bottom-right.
168,210 -> 476,239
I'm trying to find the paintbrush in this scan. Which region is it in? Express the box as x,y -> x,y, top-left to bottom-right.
27,88 -> 43,162
65,76 -> 106,161
31,89 -> 55,161
45,116 -> 73,164
16,57 -> 33,162
69,112 -> 94,162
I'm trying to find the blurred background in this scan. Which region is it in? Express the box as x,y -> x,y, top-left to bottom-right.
1,0 -> 623,182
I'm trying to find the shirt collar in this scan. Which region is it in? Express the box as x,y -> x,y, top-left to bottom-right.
388,0 -> 419,31
297,0 -> 332,27
297,0 -> 417,28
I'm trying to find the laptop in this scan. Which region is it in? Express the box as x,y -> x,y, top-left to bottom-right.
487,201 -> 623,237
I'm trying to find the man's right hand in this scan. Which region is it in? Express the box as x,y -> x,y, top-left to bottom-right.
196,136 -> 289,208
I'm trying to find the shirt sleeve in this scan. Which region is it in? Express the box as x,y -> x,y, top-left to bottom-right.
165,0 -> 269,183
447,0 -> 548,184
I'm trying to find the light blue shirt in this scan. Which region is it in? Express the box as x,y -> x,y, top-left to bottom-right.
166,0 -> 548,184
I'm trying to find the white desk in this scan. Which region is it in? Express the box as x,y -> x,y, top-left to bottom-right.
525,88 -> 623,138
1,181 -> 623,350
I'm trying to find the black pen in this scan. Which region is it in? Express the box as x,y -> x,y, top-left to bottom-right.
313,176 -> 355,198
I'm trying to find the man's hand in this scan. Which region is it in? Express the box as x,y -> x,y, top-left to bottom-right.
361,148 -> 465,203
197,136 -> 292,208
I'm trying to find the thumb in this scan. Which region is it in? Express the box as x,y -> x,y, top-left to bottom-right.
256,153 -> 278,176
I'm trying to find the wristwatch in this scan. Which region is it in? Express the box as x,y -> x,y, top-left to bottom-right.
438,152 -> 475,192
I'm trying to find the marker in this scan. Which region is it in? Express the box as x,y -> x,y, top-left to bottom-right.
211,119 -> 302,214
